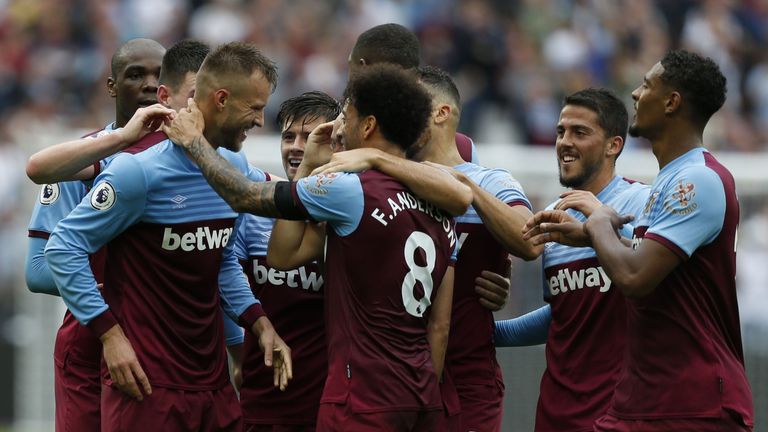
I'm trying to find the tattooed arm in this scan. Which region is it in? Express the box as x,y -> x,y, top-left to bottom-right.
162,100 -> 303,219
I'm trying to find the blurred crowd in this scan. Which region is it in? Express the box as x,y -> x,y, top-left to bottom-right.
1,0 -> 768,151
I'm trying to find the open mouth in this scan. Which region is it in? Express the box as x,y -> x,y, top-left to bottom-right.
560,153 -> 578,164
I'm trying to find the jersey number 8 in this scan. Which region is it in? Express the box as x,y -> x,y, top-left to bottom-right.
401,231 -> 436,317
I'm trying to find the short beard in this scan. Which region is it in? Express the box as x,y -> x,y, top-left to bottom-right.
559,170 -> 589,188
628,123 -> 641,138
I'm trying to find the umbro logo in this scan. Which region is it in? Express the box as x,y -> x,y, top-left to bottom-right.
171,195 -> 187,208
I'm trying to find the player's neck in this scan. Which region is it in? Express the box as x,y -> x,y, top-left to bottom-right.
421,131 -> 464,166
651,123 -> 703,170
578,167 -> 616,196
368,138 -> 405,159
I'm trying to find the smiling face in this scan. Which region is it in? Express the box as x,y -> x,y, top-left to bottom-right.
280,115 -> 326,180
216,70 -> 272,152
556,104 -> 612,189
629,62 -> 668,140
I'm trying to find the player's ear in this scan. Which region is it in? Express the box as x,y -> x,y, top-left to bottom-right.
606,135 -> 623,158
214,89 -> 229,111
362,115 -> 376,139
434,103 -> 451,124
157,85 -> 170,106
665,91 -> 682,115
107,76 -> 117,98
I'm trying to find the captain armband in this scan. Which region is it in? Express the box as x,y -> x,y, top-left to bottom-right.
274,181 -> 308,220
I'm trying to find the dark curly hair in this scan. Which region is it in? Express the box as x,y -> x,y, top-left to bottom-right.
659,50 -> 726,124
351,23 -> 420,69
343,64 -> 432,151
159,39 -> 209,91
564,88 -> 628,157
276,91 -> 341,131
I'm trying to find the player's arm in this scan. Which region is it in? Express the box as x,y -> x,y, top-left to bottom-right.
469,170 -> 542,260
25,237 -> 59,296
45,155 -> 151,401
495,305 -> 551,347
219,217 -> 293,390
27,104 -> 174,184
428,266 -> 454,379
312,148 -> 472,216
584,205 -> 680,298
267,221 -> 325,270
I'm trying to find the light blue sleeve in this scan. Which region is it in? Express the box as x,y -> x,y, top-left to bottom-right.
45,154 -> 147,325
646,168 -> 726,257
294,172 -> 365,236
218,208 -> 260,322
223,313 -> 244,345
494,305 -> 551,347
28,181 -> 88,234
481,169 -> 532,209
616,185 -> 651,239
25,237 -> 59,296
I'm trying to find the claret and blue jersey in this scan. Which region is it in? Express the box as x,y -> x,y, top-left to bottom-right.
45,137 -> 267,390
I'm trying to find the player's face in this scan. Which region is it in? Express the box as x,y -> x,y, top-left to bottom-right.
164,72 -> 197,112
280,115 -> 326,180
336,101 -> 363,151
111,45 -> 164,124
219,70 -> 271,152
629,62 -> 667,139
556,104 -> 609,188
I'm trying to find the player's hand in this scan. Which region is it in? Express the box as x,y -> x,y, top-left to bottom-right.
584,205 -> 634,237
162,98 -> 205,149
252,317 -> 293,391
423,161 -> 472,186
100,324 -> 152,401
475,258 -> 511,311
554,190 -> 602,217
297,121 -> 336,176
118,104 -> 175,144
523,210 -> 591,247
311,148 -> 382,176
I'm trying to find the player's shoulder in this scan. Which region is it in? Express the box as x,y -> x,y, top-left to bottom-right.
218,147 -> 249,169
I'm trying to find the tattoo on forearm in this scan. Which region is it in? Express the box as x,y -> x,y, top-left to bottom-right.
186,136 -> 281,217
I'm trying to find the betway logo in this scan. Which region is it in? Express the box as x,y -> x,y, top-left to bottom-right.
252,259 -> 323,292
548,266 -> 612,296
161,227 -> 233,251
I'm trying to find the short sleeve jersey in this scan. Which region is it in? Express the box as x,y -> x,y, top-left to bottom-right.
610,148 -> 753,426
291,170 -> 457,413
446,162 -> 531,387
537,175 -> 649,431
46,137 -> 266,391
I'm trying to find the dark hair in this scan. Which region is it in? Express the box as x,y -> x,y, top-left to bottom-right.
199,42 -> 278,92
417,65 -> 461,107
564,88 -> 628,152
343,64 -> 432,151
352,23 -> 420,69
159,39 -> 209,90
659,50 -> 726,124
276,91 -> 341,131
111,38 -> 165,77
